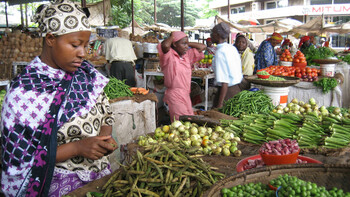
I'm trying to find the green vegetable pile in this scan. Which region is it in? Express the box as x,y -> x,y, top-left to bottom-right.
338,54 -> 350,64
220,90 -> 274,117
260,76 -> 286,81
101,144 -> 225,197
303,46 -> 335,66
313,77 -> 338,93
104,77 -> 134,99
221,174 -> 350,197
257,71 -> 270,75
0,89 -> 6,110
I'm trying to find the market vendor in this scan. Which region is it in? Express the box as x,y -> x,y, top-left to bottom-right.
205,37 -> 216,55
0,0 -> 118,196
104,35 -> 137,87
210,22 -> 243,108
254,32 -> 283,73
157,31 -> 206,121
234,34 -> 255,76
298,36 -> 314,54
281,38 -> 293,51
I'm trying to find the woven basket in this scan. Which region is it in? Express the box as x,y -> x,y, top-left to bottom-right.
204,164 -> 350,197
245,75 -> 300,87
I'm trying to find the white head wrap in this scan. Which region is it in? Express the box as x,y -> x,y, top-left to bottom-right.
32,0 -> 91,37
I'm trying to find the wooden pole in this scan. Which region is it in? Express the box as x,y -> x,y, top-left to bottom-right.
20,4 -> 24,27
154,0 -> 157,24
81,0 -> 86,8
5,1 -> 8,28
132,0 -> 134,35
25,3 -> 28,28
181,0 -> 184,31
102,0 -> 106,26
227,0 -> 230,20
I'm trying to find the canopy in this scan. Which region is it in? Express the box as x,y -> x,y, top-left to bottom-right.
323,22 -> 350,34
143,23 -> 179,33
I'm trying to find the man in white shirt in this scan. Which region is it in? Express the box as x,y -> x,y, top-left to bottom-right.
211,22 -> 243,108
104,36 -> 137,86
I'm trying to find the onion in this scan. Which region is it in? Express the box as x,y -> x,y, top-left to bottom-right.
171,120 -> 182,129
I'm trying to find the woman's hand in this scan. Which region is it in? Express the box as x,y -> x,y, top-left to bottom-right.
75,135 -> 117,160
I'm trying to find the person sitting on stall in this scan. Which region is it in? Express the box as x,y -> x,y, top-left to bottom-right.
157,32 -> 206,121
205,37 -> 216,55
104,36 -> 138,87
234,34 -> 255,76
211,22 -> 243,108
1,0 -> 118,196
254,32 -> 283,73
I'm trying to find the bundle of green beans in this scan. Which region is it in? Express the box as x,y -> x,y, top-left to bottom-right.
220,90 -> 274,117
104,77 -> 134,99
101,144 -> 225,197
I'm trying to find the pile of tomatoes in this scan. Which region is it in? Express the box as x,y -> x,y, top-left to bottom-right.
279,49 -> 293,62
293,51 -> 307,64
257,65 -> 321,82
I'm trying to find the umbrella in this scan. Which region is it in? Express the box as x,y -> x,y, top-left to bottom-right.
238,18 -> 260,26
290,15 -> 338,35
323,22 -> 350,34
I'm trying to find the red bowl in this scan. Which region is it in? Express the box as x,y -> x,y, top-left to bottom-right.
257,74 -> 270,79
260,149 -> 300,166
236,153 -> 321,172
293,62 -> 307,68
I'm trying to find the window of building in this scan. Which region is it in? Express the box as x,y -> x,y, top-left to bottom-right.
231,6 -> 245,14
311,0 -> 348,4
334,0 -> 349,4
331,34 -> 350,48
265,0 -> 288,9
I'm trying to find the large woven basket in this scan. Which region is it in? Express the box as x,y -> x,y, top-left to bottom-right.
204,164 -> 350,197
245,75 -> 300,87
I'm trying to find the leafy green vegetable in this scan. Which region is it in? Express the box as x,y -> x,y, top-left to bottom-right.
337,54 -> 350,64
313,77 -> 338,93
303,46 -> 335,66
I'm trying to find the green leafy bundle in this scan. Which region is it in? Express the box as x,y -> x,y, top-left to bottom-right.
338,54 -> 350,64
303,46 -> 335,66
104,77 -> 134,99
313,77 -> 338,93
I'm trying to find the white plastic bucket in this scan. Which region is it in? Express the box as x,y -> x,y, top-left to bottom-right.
320,64 -> 335,77
262,86 -> 289,107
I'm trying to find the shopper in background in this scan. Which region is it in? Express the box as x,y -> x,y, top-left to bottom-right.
234,34 -> 255,76
211,22 -> 243,108
104,36 -> 137,87
254,32 -> 283,73
157,31 -> 206,121
1,0 -> 118,196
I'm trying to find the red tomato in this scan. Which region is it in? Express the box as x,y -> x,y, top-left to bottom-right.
296,73 -> 302,78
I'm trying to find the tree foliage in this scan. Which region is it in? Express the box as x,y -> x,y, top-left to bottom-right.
109,0 -> 200,28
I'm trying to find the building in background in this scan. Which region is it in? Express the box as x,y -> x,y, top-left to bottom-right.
210,0 -> 350,49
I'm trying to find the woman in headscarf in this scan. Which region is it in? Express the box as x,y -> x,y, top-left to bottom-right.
157,32 -> 206,121
298,36 -> 314,53
1,0 -> 118,196
234,34 -> 255,76
211,22 -> 243,108
254,32 -> 283,73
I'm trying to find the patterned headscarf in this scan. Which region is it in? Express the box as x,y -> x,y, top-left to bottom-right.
298,36 -> 310,48
32,0 -> 91,37
270,32 -> 283,41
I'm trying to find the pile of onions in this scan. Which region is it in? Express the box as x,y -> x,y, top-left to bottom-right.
259,139 -> 299,155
